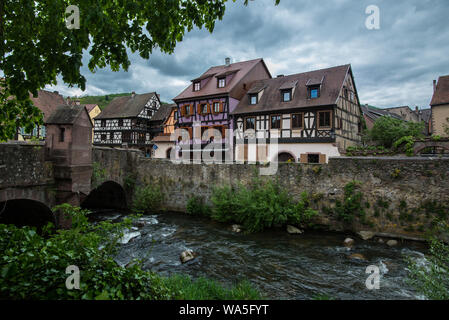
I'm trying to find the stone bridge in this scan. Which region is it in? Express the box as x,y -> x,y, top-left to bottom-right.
413,139 -> 449,155
0,142 -> 130,229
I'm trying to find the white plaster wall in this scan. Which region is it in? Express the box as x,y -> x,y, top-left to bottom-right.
152,142 -> 175,159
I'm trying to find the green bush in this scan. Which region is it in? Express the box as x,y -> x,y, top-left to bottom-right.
0,204 -> 261,300
132,184 -> 164,214
393,136 -> 415,157
210,179 -> 317,233
333,181 -> 365,223
186,195 -> 209,216
367,116 -> 424,148
407,221 -> 449,300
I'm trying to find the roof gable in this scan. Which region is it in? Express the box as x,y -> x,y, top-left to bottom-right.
45,104 -> 92,127
174,58 -> 270,101
431,75 -> 449,106
232,64 -> 351,115
96,92 -> 158,119
30,90 -> 66,121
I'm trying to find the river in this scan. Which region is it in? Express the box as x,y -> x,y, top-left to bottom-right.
91,211 -> 428,300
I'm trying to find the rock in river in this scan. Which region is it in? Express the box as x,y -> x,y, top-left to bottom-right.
343,238 -> 355,248
287,225 -> 303,235
387,240 -> 398,247
349,253 -> 367,261
358,231 -> 376,241
232,224 -> 243,233
180,250 -> 197,264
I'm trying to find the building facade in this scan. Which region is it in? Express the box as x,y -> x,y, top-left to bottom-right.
231,64 -> 363,163
172,58 -> 272,161
430,76 -> 449,137
93,92 -> 162,154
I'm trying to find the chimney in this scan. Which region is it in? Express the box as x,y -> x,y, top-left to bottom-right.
53,91 -> 59,95
132,91 -> 136,98
433,80 -> 437,93
225,57 -> 231,67
277,75 -> 284,78
415,106 -> 419,112
66,97 -> 71,105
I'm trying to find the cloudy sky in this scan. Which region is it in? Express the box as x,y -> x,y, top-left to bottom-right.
49,0 -> 449,109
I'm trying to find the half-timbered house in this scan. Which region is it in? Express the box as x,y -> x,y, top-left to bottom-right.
231,64 -> 363,163
93,92 -> 162,154
172,58 -> 271,161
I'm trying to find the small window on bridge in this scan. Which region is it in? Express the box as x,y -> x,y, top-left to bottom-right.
59,128 -> 65,142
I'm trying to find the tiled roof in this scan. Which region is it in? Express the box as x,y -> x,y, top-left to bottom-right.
45,105 -> 89,125
174,58 -> 271,101
430,75 -> 449,106
232,64 -> 351,115
361,105 -> 403,121
96,93 -> 158,119
30,90 -> 67,121
151,104 -> 176,122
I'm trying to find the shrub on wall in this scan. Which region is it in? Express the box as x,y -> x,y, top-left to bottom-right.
186,195 -> 210,216
210,179 -> 317,233
367,116 -> 424,148
132,184 -> 164,214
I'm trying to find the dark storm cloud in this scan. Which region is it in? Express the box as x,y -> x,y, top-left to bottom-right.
49,0 -> 449,108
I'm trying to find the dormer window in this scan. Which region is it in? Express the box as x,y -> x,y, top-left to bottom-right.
218,77 -> 226,88
194,82 -> 201,91
309,87 -> 320,99
282,89 -> 292,102
249,94 -> 258,105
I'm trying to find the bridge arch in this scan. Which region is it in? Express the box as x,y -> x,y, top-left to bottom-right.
81,181 -> 128,210
413,141 -> 449,155
0,199 -> 56,230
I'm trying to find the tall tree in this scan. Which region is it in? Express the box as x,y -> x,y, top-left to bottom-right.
0,0 -> 279,141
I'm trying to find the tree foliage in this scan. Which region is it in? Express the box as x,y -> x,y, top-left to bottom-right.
0,204 -> 261,300
0,0 -> 280,141
367,116 -> 425,148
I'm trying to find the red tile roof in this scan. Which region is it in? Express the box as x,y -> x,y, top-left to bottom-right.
430,75 -> 449,106
173,58 -> 271,101
232,64 -> 351,115
30,90 -> 66,121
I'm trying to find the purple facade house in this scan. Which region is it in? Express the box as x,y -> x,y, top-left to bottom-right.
172,58 -> 271,161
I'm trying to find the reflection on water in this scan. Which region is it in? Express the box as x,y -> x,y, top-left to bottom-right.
91,211 -> 428,300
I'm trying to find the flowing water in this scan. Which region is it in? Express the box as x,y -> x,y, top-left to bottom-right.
92,211 -> 428,300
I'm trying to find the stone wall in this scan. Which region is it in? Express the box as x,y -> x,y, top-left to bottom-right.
94,147 -> 449,239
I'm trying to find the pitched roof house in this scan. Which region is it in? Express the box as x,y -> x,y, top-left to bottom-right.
17,90 -> 67,140
430,75 -> 449,136
231,64 -> 362,163
172,58 -> 272,161
93,92 -> 162,153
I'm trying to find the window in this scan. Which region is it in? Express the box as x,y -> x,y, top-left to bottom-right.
213,102 -> 221,113
174,111 -> 178,120
318,111 -> 332,128
310,88 -> 319,99
218,77 -> 226,88
118,119 -> 123,127
270,115 -> 281,129
282,89 -> 292,102
245,117 -> 256,130
350,92 -> 355,102
101,120 -> 106,127
344,88 -> 348,99
201,103 -> 208,114
307,154 -> 320,164
185,104 -> 191,116
291,113 -> 303,129
59,127 -> 65,142
249,94 -> 258,105
194,82 -> 201,91
147,108 -> 152,117
101,134 -> 106,141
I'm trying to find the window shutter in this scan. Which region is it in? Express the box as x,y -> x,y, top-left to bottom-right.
319,154 -> 326,164
197,104 -> 202,115
222,126 -> 227,138
219,102 -> 224,113
207,103 -> 211,114
300,154 -> 308,164
188,127 -> 193,139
